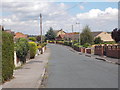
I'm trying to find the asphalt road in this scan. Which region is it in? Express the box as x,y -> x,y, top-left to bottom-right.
46,44 -> 118,88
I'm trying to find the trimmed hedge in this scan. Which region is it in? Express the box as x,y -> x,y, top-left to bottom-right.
29,42 -> 37,59
2,31 -> 14,82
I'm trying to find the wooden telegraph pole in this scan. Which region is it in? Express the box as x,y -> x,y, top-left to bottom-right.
40,14 -> 43,54
40,13 -> 42,44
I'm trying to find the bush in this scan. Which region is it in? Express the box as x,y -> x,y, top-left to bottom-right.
29,37 -> 36,42
64,41 -> 73,46
29,42 -> 37,59
15,38 -> 29,63
2,31 -> 14,82
40,42 -> 47,47
94,37 -> 103,44
82,43 -> 90,48
73,43 -> 82,48
64,41 -> 69,46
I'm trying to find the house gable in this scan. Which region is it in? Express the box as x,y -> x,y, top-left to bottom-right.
54,29 -> 66,37
95,32 -> 114,42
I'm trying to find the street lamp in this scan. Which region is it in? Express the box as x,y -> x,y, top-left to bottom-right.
76,22 -> 81,46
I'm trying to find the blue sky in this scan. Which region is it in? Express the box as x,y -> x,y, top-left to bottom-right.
1,1 -> 118,35
56,2 -> 118,15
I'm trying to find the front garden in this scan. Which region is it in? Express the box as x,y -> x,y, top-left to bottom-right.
2,31 -> 47,83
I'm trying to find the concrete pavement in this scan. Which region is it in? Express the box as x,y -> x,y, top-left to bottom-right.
2,47 -> 50,88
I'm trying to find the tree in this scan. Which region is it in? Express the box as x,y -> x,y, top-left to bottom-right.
94,36 -> 103,44
80,25 -> 94,45
36,35 -> 45,43
111,28 -> 120,43
15,38 -> 29,63
45,27 -> 56,40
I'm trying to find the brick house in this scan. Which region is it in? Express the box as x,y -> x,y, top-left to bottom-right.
14,32 -> 28,41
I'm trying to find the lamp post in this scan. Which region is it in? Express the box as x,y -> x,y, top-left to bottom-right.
76,22 -> 81,45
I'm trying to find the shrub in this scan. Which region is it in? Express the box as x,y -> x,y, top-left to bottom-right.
64,41 -> 69,46
29,42 -> 37,59
2,31 -> 14,82
73,43 -> 82,48
40,42 -> 47,47
83,43 -> 90,48
15,38 -> 29,63
28,37 -> 36,42
94,37 -> 103,44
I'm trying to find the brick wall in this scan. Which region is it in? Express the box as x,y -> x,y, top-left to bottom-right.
86,48 -> 91,54
94,44 -> 120,58
106,45 -> 120,59
94,45 -> 104,56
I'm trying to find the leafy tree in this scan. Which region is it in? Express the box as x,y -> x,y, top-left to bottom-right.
80,25 -> 94,45
45,27 -> 56,40
94,36 -> 103,44
15,38 -> 29,63
29,37 -> 36,42
36,35 -> 45,43
111,28 -> 120,43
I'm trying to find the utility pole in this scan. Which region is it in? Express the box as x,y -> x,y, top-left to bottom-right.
40,13 -> 42,44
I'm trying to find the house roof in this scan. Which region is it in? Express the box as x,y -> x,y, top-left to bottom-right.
64,32 -> 79,39
91,31 -> 103,37
14,32 -> 28,39
4,29 -> 15,35
53,29 -> 66,34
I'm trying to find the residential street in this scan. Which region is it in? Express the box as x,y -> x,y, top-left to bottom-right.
46,44 -> 118,88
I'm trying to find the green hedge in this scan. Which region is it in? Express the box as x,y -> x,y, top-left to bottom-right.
2,31 -> 14,82
29,42 -> 37,59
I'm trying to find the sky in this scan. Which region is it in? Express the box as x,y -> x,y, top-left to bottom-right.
0,0 -> 119,35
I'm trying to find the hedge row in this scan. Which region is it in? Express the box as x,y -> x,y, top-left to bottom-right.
2,31 -> 14,82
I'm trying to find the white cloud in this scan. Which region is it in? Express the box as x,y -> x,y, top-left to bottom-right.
1,1 -> 118,35
76,7 -> 118,19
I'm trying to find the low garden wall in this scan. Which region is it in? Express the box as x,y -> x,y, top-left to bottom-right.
86,48 -> 91,54
106,45 -> 120,58
94,44 -> 120,58
94,45 -> 104,56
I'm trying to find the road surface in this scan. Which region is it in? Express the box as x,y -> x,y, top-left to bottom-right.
46,44 -> 118,88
